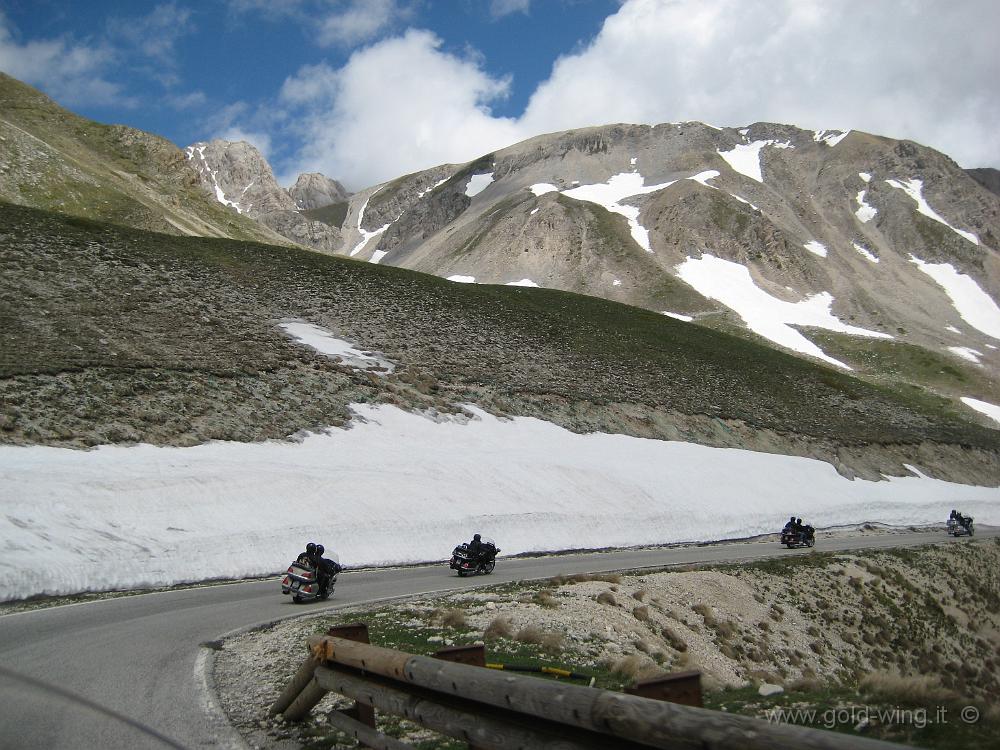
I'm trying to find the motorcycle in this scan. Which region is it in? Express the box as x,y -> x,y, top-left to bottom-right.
450,538 -> 500,577
281,553 -> 340,603
947,517 -> 974,537
780,526 -> 815,549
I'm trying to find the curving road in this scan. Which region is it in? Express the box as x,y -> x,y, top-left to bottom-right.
1,528 -> 995,749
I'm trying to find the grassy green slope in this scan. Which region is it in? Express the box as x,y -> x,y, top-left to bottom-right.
0,202 -> 997,453
0,73 -> 287,244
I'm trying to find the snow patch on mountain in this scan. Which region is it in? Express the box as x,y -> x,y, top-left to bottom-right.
350,188 -> 394,258
530,183 -> 558,196
909,256 -> 1000,339
417,177 -> 450,199
676,254 -> 892,368
688,170 -> 720,188
852,243 -> 879,263
961,397 -> 1000,425
185,145 -> 243,214
729,194 -> 759,210
948,346 -> 983,364
279,321 -> 394,373
4,403 -> 998,599
717,140 -> 789,183
465,172 -> 495,198
814,129 -> 851,147
447,275 -> 476,283
505,279 -> 539,287
855,190 -> 877,223
803,241 -> 828,258
887,178 -> 979,245
859,172 -> 872,183
562,173 -> 676,253
946,325 -> 962,334
662,311 -> 693,322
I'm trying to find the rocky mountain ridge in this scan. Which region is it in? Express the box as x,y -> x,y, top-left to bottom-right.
0,73 -> 290,246
183,139 -> 345,253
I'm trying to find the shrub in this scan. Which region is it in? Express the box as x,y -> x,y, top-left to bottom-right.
596,591 -> 617,606
484,616 -> 514,640
632,605 -> 651,622
430,608 -> 467,628
661,627 -> 688,652
860,671 -> 959,707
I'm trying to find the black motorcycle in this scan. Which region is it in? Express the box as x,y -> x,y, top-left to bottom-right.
450,539 -> 500,577
780,525 -> 815,549
947,517 -> 974,537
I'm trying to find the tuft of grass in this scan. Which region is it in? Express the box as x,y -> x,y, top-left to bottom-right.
632,605 -> 651,622
860,671 -> 959,708
430,608 -> 467,629
484,616 -> 514,640
596,590 -> 617,606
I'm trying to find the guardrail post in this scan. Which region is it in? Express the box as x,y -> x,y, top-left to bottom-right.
625,669 -> 703,707
433,643 -> 487,750
433,644 -> 486,667
328,623 -> 377,742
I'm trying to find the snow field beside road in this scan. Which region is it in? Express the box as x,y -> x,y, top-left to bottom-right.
1,405 -> 998,600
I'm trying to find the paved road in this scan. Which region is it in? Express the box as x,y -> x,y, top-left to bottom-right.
1,527 -> 995,749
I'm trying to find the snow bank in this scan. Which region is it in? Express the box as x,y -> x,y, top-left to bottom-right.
676,254 -> 891,368
688,170 -> 720,188
1,404 -> 997,600
530,183 -> 558,196
887,178 -> 979,245
505,279 -> 539,287
910,256 -> 1000,339
446,275 -> 476,284
661,312 -> 693,322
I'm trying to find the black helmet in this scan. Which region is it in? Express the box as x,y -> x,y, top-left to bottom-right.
306,542 -> 316,554
473,534 -> 481,541
790,516 -> 796,522
796,518 -> 802,525
316,544 -> 325,556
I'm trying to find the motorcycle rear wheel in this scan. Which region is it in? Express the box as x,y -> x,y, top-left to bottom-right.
457,569 -> 467,577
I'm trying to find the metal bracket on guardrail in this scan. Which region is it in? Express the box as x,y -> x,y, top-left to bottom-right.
626,669 -> 703,707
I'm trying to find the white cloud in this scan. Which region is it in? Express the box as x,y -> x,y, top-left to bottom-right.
107,2 -> 194,66
519,0 -> 1000,168
279,29 -> 521,188
317,0 -> 410,47
490,0 -> 531,19
270,0 -> 999,188
218,127 -> 274,159
0,12 -> 125,107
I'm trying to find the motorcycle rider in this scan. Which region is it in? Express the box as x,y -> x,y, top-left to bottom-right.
468,533 -> 485,561
782,516 -> 796,534
312,544 -> 341,593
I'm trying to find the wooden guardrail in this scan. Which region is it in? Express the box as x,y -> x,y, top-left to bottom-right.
271,622 -> 908,750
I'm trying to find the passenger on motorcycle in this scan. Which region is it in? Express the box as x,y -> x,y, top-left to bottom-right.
296,542 -> 317,566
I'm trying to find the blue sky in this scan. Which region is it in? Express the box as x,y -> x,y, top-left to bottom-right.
2,1 -> 998,189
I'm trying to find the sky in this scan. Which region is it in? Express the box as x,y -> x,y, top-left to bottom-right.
1,0 -> 998,191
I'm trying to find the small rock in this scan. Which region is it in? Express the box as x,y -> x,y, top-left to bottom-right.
758,683 -> 784,697
485,602 -> 497,610
854,718 -> 870,733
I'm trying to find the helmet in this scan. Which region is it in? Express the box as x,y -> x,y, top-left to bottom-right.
473,534 -> 481,541
796,518 -> 802,525
316,544 -> 325,556
306,542 -> 316,554
790,516 -> 796,522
